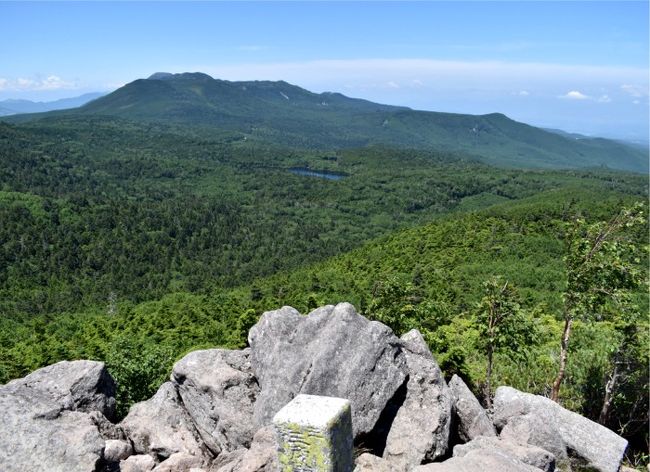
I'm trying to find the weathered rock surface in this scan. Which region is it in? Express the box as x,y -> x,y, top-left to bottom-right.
121,454 -> 156,472
4,360 -> 116,419
171,348 -> 259,455
493,386 -> 628,472
0,362 -> 111,472
120,382 -> 211,462
211,426 -> 279,472
382,330 -> 452,470
104,439 -> 134,462
248,302 -> 407,437
448,374 -> 496,442
499,413 -> 567,461
414,447 -> 544,472
454,436 -> 555,472
152,452 -> 205,472
354,453 -> 397,472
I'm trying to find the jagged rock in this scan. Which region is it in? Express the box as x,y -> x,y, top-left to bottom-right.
171,348 -> 259,455
88,410 -> 126,440
0,363 -> 110,472
354,453 -> 397,471
499,413 -> 567,461
493,386 -> 628,472
454,436 -> 555,472
382,330 -> 452,470
4,360 -> 116,419
248,303 -> 407,437
414,447 -> 545,472
209,449 -> 247,471
153,452 -> 205,472
121,454 -> 156,472
211,426 -> 279,472
448,374 -> 496,442
121,382 -> 212,462
104,439 -> 134,462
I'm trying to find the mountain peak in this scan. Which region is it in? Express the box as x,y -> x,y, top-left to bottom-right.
147,72 -> 213,81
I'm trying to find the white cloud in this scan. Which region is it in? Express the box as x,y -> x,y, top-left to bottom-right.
621,84 -> 647,98
518,90 -> 530,96
633,100 -> 640,105
561,90 -> 589,100
597,94 -> 611,103
411,79 -> 424,87
0,75 -> 77,91
387,81 -> 400,89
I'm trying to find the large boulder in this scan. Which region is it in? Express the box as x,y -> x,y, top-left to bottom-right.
0,365 -> 109,472
382,330 -> 452,470
171,348 -> 259,455
499,413 -> 567,462
248,303 -> 407,437
448,374 -> 496,442
414,447 -> 545,472
453,436 -> 555,472
120,382 -> 212,463
493,386 -> 627,472
354,453 -> 397,472
4,360 -> 116,419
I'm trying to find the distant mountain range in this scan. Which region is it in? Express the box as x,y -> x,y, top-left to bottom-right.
0,92 -> 106,116
4,73 -> 647,172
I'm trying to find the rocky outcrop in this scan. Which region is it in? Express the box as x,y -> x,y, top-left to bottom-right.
0,361 -> 113,472
448,374 -> 496,442
248,302 -> 407,437
4,360 -> 116,419
171,348 -> 259,455
494,386 -> 628,472
382,330 -> 452,470
0,303 -> 632,472
120,381 -> 211,463
453,436 -> 555,472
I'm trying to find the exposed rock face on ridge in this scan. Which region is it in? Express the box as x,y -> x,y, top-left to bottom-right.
0,303 -> 632,472
493,386 -> 628,472
171,348 -> 259,455
0,360 -> 113,472
448,374 -> 496,442
248,302 -> 407,437
382,329 -> 453,470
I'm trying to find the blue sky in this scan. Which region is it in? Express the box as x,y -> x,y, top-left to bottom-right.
1,1 -> 648,140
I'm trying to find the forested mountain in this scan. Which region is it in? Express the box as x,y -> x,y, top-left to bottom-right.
5,72 -> 646,172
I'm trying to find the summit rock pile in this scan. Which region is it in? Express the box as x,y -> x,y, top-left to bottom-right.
0,303 -> 629,472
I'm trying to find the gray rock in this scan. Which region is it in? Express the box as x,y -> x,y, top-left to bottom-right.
454,436 -> 555,472
153,452 -> 205,472
382,330 -> 453,470
493,386 -> 627,472
248,303 -> 407,437
448,374 -> 496,442
211,426 -> 279,472
104,439 -> 134,462
500,413 -> 567,461
172,348 -> 259,455
414,447 -> 544,472
0,363 -> 110,472
4,359 -> 116,419
121,382 -> 211,462
354,453 -> 397,472
88,410 -> 126,440
121,454 -> 156,472
209,449 -> 247,471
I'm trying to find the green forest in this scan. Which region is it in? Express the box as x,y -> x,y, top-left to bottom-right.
0,88 -> 648,465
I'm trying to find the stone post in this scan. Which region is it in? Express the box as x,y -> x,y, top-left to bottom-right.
273,394 -> 354,472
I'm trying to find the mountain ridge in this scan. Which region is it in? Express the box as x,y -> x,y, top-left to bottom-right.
3,72 -> 646,172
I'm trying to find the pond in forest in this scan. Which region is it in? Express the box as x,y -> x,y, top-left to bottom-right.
288,167 -> 347,181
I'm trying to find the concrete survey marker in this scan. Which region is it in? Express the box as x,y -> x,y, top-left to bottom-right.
273,394 -> 353,472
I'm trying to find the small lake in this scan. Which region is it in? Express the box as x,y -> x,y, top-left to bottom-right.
288,167 -> 347,181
